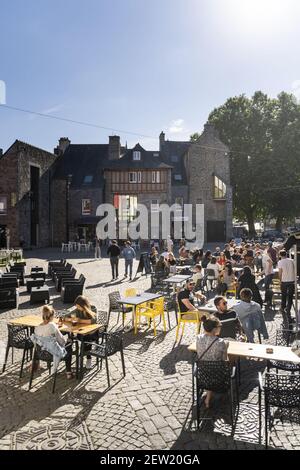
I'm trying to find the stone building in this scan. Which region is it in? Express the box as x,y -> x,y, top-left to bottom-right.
0,122 -> 232,248
0,140 -> 57,248
159,123 -> 232,242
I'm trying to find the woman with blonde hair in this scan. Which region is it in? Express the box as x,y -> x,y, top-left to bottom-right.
34,305 -> 73,379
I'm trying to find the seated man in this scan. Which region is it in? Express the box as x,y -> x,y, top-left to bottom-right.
177,280 -> 206,313
233,288 -> 268,343
214,296 -> 243,340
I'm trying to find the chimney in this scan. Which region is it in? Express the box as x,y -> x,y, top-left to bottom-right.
108,135 -> 121,160
54,137 -> 71,155
203,123 -> 219,140
159,131 -> 165,151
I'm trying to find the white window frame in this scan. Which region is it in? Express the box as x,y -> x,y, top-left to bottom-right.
138,171 -> 142,183
174,174 -> 182,181
133,151 -> 141,161
152,171 -> 160,183
129,172 -> 137,183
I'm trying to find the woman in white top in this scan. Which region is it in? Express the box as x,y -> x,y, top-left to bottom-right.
34,305 -> 73,379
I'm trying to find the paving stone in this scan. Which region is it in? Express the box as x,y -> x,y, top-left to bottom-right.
0,250 -> 298,451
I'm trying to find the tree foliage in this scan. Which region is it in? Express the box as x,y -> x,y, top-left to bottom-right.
205,91 -> 300,235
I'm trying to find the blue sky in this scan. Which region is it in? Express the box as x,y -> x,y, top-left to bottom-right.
1,0 -> 300,152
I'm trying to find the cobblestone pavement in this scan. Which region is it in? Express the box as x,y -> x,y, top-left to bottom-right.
0,249 -> 299,450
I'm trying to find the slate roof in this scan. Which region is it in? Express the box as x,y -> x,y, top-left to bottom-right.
160,140 -> 190,185
105,144 -> 172,170
53,144 -> 109,189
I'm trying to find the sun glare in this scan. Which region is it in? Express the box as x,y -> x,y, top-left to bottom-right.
222,0 -> 295,37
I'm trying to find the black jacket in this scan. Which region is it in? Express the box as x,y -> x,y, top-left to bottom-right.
107,244 -> 121,257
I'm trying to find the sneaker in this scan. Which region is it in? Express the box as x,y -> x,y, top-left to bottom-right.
86,359 -> 92,369
124,274 -> 127,278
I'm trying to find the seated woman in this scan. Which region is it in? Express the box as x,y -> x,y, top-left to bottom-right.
155,255 -> 169,276
217,252 -> 227,270
166,252 -> 177,274
217,263 -> 236,296
196,315 -> 229,408
237,266 -> 263,306
150,246 -> 159,266
34,305 -> 73,379
201,250 -> 212,269
65,295 -> 97,369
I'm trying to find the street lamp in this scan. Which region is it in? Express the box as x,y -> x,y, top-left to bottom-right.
66,174 -> 72,242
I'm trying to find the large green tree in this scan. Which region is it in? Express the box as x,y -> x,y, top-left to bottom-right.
204,91 -> 300,235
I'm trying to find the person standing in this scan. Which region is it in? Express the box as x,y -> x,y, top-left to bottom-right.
122,241 -> 136,280
267,242 -> 278,268
278,250 -> 296,322
107,240 -> 121,280
94,236 -> 101,259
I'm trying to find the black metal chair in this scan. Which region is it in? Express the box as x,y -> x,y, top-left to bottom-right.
108,291 -> 131,327
2,324 -> 34,377
96,310 -> 109,335
267,329 -> 300,374
29,344 -> 58,393
0,287 -> 18,309
259,371 -> 300,449
55,267 -> 77,291
61,275 -> 86,303
51,262 -> 72,281
194,360 -> 239,431
83,331 -> 126,387
48,259 -> 66,276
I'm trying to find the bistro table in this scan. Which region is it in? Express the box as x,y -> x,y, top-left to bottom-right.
188,340 -> 300,363
118,292 -> 165,332
9,314 -> 102,380
163,274 -> 192,294
195,298 -> 240,314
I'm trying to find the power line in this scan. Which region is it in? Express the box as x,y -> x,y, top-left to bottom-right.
0,104 -> 154,139
0,103 -> 293,158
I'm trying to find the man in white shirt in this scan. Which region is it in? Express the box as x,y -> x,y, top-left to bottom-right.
278,250 -> 296,321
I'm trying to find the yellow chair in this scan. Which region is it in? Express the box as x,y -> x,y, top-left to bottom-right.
225,282 -> 237,298
135,297 -> 166,337
124,288 -> 148,323
175,302 -> 201,341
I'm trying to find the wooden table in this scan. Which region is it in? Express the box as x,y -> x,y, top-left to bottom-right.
9,314 -> 101,336
118,293 -> 164,331
188,340 -> 300,363
9,314 -> 103,380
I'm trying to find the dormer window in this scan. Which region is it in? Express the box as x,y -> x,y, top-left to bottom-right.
133,151 -> 141,161
83,175 -> 93,184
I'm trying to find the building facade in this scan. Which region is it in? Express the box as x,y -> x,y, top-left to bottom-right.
0,140 -> 57,248
0,122 -> 232,248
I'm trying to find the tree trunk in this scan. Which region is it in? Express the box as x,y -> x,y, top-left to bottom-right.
275,216 -> 283,232
246,211 -> 256,237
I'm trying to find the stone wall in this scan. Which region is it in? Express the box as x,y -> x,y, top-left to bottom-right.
187,125 -> 233,242
0,150 -> 19,247
0,141 -> 57,248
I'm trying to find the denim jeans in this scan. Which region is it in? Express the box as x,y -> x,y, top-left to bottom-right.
110,256 -> 119,279
281,281 -> 295,315
125,259 -> 133,278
